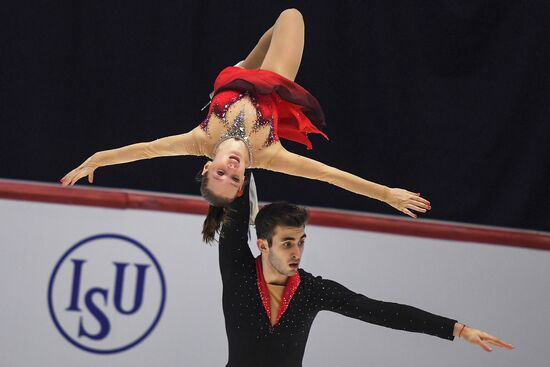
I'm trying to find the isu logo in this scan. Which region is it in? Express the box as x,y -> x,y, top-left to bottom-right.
48,234 -> 166,354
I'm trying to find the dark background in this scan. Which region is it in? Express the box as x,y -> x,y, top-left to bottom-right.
1,1 -> 549,231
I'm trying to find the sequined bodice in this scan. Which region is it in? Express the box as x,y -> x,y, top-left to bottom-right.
199,90 -> 280,163
190,66 -> 328,170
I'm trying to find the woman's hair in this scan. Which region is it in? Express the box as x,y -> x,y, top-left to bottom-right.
196,166 -> 250,244
196,171 -> 233,243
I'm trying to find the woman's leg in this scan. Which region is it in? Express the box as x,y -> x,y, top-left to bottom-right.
240,27 -> 274,70
260,9 -> 305,81
242,9 -> 305,81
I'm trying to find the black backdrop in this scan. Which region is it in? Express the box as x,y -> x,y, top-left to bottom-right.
1,1 -> 549,231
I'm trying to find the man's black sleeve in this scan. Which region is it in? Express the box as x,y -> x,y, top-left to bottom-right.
218,170 -> 255,281
314,276 -> 457,340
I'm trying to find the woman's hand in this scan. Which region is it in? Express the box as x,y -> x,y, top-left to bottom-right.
60,155 -> 99,186
386,188 -> 431,218
458,325 -> 514,352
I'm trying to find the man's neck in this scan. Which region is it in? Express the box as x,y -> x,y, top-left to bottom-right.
261,255 -> 288,285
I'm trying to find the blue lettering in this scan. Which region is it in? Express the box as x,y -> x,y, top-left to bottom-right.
113,262 -> 150,315
78,287 -> 110,340
66,259 -> 86,311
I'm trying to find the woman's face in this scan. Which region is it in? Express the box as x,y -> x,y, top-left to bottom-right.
202,152 -> 245,201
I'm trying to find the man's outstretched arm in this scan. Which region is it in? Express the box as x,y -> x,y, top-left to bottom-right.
315,277 -> 513,351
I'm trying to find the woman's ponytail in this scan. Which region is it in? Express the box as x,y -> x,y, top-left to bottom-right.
202,205 -> 226,244
197,168 -> 234,244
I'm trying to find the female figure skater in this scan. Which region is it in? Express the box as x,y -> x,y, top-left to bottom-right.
61,9 -> 431,242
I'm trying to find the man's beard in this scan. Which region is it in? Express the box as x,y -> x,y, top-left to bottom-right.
268,251 -> 293,276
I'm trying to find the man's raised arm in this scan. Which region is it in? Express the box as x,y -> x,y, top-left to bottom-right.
218,170 -> 256,280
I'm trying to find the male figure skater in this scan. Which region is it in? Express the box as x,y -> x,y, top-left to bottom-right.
217,172 -> 512,367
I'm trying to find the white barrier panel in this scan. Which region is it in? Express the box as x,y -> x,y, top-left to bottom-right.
1,190 -> 549,366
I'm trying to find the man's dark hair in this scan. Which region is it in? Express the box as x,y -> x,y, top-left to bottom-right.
255,202 -> 309,246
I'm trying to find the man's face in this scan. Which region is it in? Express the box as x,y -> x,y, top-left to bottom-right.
265,225 -> 306,276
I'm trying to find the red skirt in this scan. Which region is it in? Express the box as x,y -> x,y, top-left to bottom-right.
212,66 -> 328,149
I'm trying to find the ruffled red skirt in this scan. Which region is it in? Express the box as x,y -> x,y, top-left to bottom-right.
212,66 -> 328,149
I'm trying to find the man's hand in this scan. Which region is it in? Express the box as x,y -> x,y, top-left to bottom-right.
454,323 -> 514,352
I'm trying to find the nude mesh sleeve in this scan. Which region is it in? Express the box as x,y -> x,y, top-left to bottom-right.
263,148 -> 390,202
90,127 -> 205,168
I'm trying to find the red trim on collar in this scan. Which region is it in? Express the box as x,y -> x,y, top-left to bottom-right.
255,256 -> 301,326
255,257 -> 272,322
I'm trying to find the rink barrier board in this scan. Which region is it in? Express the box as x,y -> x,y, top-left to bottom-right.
1,178 -> 548,251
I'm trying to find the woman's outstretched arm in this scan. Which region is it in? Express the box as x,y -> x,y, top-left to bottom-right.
264,147 -> 430,218
60,127 -> 204,186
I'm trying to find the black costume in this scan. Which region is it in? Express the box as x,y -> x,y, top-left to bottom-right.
219,173 -> 457,367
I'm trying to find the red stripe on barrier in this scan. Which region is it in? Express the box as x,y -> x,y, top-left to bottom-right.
308,210 -> 550,251
1,179 -> 549,251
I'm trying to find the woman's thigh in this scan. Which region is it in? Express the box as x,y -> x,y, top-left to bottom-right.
260,8 -> 305,82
